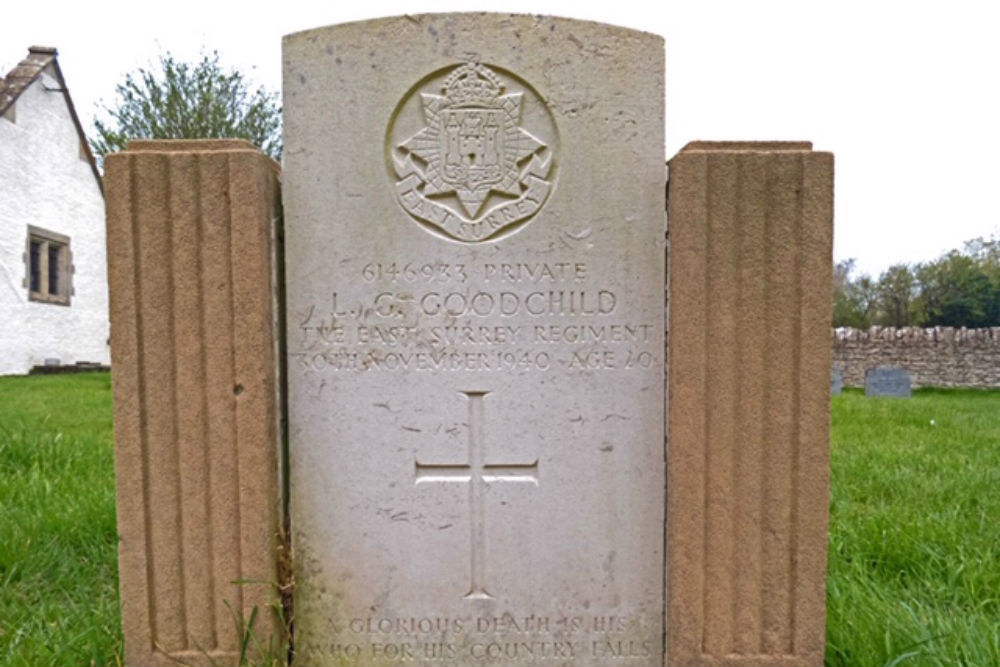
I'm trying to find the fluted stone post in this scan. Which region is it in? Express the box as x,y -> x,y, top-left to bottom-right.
105,139 -> 285,667
667,141 -> 833,667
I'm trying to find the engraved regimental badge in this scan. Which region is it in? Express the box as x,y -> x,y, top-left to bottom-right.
388,63 -> 558,243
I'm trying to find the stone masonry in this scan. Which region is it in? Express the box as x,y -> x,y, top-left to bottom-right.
834,327 -> 1000,388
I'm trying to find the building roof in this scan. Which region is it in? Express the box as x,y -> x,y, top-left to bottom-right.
0,46 -> 57,115
0,46 -> 103,193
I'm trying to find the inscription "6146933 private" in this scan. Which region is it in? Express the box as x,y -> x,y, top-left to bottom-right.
360,262 -> 589,284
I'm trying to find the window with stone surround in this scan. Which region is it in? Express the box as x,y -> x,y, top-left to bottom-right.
26,226 -> 72,306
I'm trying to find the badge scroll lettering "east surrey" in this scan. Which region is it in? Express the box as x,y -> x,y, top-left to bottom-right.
387,63 -> 558,243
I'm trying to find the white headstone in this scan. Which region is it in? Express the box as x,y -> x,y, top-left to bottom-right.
283,14 -> 665,666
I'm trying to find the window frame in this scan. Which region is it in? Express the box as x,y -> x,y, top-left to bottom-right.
25,225 -> 72,306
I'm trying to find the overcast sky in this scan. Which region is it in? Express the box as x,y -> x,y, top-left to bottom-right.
3,1 -> 998,277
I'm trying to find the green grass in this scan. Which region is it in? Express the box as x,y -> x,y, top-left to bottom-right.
827,388 -> 1000,667
2,373 -> 999,666
0,372 -> 121,666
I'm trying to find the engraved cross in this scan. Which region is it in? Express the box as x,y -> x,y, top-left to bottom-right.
415,391 -> 538,600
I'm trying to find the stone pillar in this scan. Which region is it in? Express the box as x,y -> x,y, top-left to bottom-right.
105,140 -> 285,667
666,142 -> 833,667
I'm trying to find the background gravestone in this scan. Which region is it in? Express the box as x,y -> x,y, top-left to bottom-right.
832,367 -> 843,395
865,366 -> 912,397
283,14 -> 665,667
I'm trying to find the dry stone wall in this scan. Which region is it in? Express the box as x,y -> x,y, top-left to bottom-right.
834,327 -> 1000,388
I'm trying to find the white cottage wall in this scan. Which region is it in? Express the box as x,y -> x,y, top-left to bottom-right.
0,66 -> 109,375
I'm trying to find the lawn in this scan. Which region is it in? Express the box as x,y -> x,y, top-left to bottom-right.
0,372 -> 121,666
826,389 -> 1000,667
0,373 -> 998,666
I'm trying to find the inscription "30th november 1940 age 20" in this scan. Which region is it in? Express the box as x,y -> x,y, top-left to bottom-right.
291,260 -> 657,374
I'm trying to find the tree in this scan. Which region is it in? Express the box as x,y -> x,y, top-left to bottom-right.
834,232 -> 1000,330
916,251 -> 995,327
874,263 -> 921,327
963,235 -> 1000,324
91,51 -> 281,161
833,259 -> 877,328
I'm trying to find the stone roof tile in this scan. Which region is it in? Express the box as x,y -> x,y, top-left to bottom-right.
0,46 -> 102,193
0,46 -> 58,116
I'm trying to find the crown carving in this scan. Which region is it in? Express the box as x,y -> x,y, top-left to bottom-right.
441,63 -> 503,107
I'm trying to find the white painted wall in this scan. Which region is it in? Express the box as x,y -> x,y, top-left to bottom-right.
0,67 -> 109,374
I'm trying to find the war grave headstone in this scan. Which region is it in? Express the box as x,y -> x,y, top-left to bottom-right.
104,13 -> 834,667
283,15 -> 665,667
865,366 -> 912,397
832,366 -> 843,395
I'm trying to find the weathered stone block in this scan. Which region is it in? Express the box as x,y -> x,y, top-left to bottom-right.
667,141 -> 833,667
105,139 -> 284,667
